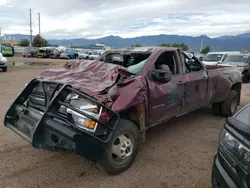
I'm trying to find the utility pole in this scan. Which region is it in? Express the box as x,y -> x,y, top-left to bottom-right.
38,13 -> 41,35
0,27 -> 2,45
200,37 -> 204,53
29,8 -> 32,46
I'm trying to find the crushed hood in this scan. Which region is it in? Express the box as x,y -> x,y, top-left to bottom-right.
38,60 -> 133,107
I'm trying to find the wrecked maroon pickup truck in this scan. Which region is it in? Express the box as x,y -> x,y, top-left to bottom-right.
4,47 -> 242,175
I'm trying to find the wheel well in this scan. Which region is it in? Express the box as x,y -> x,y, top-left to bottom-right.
119,104 -> 146,142
242,69 -> 248,74
231,82 -> 242,105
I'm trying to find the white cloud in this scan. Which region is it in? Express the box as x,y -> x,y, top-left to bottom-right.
0,0 -> 250,39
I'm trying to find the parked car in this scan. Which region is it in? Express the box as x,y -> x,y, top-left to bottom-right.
60,50 -> 77,59
37,47 -> 54,58
212,103 -> 250,188
89,51 -> 101,60
0,52 -> 7,72
23,47 -> 38,57
219,54 -> 250,83
4,47 -> 242,175
50,49 -> 62,59
202,51 -> 241,65
78,50 -> 92,59
0,44 -> 15,57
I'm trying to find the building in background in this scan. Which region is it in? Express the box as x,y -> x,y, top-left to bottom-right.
2,34 -> 20,46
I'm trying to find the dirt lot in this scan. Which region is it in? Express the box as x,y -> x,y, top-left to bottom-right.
0,66 -> 249,188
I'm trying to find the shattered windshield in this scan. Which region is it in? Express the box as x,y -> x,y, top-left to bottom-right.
128,58 -> 148,74
204,54 -> 223,62
99,52 -> 150,74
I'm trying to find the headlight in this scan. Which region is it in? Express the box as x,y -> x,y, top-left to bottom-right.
1,57 -> 7,63
66,94 -> 102,132
220,131 -> 250,171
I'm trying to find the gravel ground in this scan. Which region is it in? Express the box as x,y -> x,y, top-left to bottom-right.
0,66 -> 249,188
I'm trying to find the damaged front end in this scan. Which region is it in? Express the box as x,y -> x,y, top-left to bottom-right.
4,79 -> 119,162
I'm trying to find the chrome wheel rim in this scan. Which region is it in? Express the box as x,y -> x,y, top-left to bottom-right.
111,133 -> 134,165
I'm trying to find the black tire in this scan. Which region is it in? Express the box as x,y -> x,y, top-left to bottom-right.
212,103 -> 221,115
97,119 -> 140,175
220,90 -> 238,117
86,56 -> 89,59
242,74 -> 249,83
2,67 -> 7,72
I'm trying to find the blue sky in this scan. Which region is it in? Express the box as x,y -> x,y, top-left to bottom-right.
0,0 -> 250,39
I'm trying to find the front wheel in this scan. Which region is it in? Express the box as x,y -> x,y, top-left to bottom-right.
97,119 -> 139,175
2,67 -> 7,72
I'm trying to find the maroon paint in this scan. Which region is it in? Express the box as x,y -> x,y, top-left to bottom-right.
38,48 -> 242,128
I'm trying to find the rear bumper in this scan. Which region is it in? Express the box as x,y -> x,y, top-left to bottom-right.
212,155 -> 238,188
4,79 -> 119,162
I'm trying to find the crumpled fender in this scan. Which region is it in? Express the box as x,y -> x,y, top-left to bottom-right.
111,76 -> 148,112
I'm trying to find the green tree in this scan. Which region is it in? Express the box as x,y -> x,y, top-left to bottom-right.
160,43 -> 171,47
172,43 -> 188,51
18,39 -> 30,47
32,34 -> 48,47
132,44 -> 143,47
201,45 -> 211,54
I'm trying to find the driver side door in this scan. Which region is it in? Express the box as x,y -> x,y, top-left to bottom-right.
146,50 -> 186,126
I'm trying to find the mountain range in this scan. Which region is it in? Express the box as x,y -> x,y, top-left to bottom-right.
4,32 -> 250,52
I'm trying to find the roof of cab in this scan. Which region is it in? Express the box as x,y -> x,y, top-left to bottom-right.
106,46 -> 178,54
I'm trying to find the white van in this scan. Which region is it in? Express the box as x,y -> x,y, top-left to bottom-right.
0,52 -> 8,72
202,51 -> 241,65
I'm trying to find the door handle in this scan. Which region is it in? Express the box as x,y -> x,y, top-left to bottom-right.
177,80 -> 186,85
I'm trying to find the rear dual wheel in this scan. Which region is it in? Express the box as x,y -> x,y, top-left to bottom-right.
212,90 -> 238,117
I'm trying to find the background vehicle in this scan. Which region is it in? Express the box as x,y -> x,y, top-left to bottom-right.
4,47 -> 242,175
0,52 -> 7,72
0,44 -> 15,57
212,103 -> 250,188
23,47 -> 38,57
202,51 -> 241,65
50,49 -> 62,59
89,51 -> 101,60
37,47 -> 54,58
60,50 -> 77,59
78,50 -> 92,59
219,54 -> 250,83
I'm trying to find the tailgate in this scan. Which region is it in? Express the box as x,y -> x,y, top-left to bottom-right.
4,79 -> 120,162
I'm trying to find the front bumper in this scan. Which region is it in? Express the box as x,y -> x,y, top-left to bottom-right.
0,62 -> 7,68
60,55 -> 69,59
212,154 -> 238,188
4,79 -> 120,162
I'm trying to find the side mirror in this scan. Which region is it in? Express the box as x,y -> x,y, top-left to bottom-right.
150,67 -> 172,83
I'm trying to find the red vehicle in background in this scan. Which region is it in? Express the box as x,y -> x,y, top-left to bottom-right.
50,49 -> 62,59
